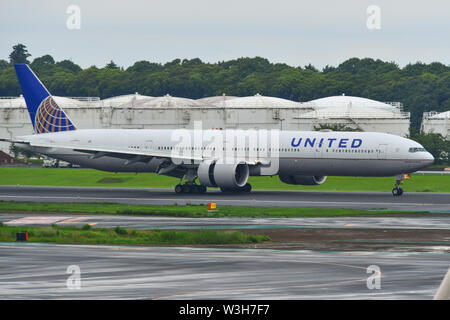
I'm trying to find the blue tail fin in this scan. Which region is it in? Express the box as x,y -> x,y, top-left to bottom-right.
14,64 -> 77,134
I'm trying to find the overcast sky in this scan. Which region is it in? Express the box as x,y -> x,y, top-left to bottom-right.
1,0 -> 449,69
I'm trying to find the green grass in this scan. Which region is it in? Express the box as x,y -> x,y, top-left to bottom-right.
0,201 -> 434,218
0,224 -> 271,245
428,164 -> 450,169
0,168 -> 449,192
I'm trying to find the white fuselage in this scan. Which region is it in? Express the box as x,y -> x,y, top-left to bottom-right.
18,129 -> 434,177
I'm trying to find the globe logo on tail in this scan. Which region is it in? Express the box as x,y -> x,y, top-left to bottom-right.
34,96 -> 76,134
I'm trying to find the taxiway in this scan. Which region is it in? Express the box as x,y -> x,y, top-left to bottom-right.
0,186 -> 449,211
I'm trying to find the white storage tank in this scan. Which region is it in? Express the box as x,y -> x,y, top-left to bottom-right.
421,111 -> 450,138
301,95 -> 410,136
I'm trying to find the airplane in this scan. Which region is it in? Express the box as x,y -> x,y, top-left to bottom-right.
0,64 -> 434,196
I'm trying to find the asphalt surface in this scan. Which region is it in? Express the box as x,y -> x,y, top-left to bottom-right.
0,186 -> 450,211
2,213 -> 450,231
0,243 -> 448,299
1,185 -> 449,300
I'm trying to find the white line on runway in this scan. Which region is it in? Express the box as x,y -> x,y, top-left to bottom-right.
5,216 -> 70,225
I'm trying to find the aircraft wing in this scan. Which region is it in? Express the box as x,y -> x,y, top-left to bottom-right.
5,137 -> 204,164
0,137 -> 30,145
2,136 -> 268,167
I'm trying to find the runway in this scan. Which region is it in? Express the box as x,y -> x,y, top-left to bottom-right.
2,213 -> 450,230
1,186 -> 450,211
0,242 -> 447,299
1,185 -> 449,300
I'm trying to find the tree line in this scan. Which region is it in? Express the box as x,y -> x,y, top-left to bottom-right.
1,44 -> 449,131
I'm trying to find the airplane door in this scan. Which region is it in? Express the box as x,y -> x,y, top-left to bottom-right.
314,137 -> 324,158
314,145 -> 323,158
145,140 -> 154,151
378,144 -> 387,159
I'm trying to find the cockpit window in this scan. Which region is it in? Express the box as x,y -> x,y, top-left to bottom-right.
408,147 -> 426,153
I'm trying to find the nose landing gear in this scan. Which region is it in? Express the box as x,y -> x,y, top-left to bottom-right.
392,186 -> 403,196
392,174 -> 409,196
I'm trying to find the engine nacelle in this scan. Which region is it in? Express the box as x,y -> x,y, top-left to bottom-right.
198,160 -> 249,189
197,160 -> 216,187
279,175 -> 327,185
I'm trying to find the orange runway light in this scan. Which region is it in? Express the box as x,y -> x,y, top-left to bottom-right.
208,202 -> 217,210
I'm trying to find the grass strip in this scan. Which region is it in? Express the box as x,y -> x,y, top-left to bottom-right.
0,223 -> 270,245
0,201 -> 433,218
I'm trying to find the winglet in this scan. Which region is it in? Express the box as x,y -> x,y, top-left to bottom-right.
14,64 -> 77,134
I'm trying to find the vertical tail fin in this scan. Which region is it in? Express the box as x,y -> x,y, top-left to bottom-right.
14,64 -> 77,134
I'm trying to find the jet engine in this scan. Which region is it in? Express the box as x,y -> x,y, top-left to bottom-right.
279,175 -> 327,185
197,160 -> 249,189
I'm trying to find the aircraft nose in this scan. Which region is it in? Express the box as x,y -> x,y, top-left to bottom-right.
423,152 -> 435,165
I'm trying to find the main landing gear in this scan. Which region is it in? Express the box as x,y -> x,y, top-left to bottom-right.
175,183 -> 252,194
392,174 -> 409,196
175,183 -> 207,194
174,170 -> 207,194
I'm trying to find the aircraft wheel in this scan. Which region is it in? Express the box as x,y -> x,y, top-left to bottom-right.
220,186 -> 251,193
392,187 -> 403,196
175,184 -> 183,194
242,183 -> 252,193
